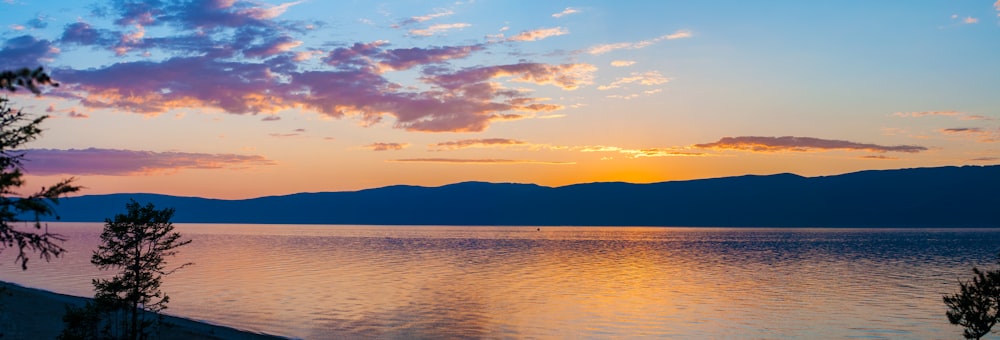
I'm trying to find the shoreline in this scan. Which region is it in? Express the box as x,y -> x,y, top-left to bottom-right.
0,281 -> 287,339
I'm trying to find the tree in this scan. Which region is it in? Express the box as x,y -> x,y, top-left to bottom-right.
0,72 -> 79,270
944,258 -> 1000,340
90,200 -> 191,340
1,67 -> 59,95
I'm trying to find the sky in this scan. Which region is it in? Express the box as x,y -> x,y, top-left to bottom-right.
1,0 -> 998,199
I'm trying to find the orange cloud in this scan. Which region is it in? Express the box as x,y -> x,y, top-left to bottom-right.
580,145 -> 704,158
598,71 -> 668,90
391,158 -> 573,165
610,60 -> 636,67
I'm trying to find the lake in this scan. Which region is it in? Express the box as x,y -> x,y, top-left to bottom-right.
1,223 -> 998,339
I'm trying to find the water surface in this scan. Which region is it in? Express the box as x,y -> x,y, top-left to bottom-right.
2,224 -> 998,339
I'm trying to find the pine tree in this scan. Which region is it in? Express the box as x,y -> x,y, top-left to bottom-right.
91,200 -> 191,339
944,259 -> 1000,340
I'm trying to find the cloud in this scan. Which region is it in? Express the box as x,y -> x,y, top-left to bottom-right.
396,9 -> 455,27
409,23 -> 471,36
963,16 -> 978,24
390,158 -> 573,165
36,1 -> 592,133
66,110 -> 89,119
970,157 -> 999,162
426,63 -> 596,90
894,110 -> 961,118
551,7 -> 579,18
506,27 -> 568,42
237,1 -> 303,20
942,127 -> 984,134
365,142 -> 409,151
861,155 -> 897,160
579,145 -> 704,158
940,127 -> 997,142
269,128 -> 306,138
376,44 -> 484,71
586,30 -> 692,55
0,35 -> 58,67
894,110 -> 992,121
610,60 -> 636,67
693,136 -> 927,153
22,148 -> 276,176
261,115 -> 281,121
598,71 -> 668,90
430,138 -> 527,151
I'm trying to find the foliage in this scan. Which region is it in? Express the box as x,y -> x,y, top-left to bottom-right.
57,302 -> 103,340
944,258 -> 1000,340
0,95 -> 80,270
89,200 -> 191,340
0,67 -> 59,95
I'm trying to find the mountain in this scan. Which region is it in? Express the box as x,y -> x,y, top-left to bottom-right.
35,165 -> 1000,227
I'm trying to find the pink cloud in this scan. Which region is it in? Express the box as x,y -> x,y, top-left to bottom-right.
22,148 -> 276,176
894,110 -> 962,118
586,30 -> 692,55
506,27 -> 569,42
409,23 -> 471,37
365,142 -> 409,151
237,1 -> 303,20
395,9 -> 455,27
694,136 -> 927,153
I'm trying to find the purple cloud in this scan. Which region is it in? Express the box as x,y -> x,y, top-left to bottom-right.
430,138 -> 527,151
0,35 -> 57,67
694,136 -> 927,153
39,1 -> 594,133
365,142 -> 409,151
22,148 -> 276,176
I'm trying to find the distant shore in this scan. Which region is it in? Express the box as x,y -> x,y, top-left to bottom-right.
0,281 -> 285,339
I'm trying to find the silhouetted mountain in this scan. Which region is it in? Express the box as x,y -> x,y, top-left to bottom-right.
36,165 -> 1000,227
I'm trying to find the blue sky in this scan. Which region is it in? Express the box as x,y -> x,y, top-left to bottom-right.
1,0 -> 998,198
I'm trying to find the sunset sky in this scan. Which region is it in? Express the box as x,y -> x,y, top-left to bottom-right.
2,0 -> 998,199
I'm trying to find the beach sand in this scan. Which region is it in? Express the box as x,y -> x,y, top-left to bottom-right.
0,281 -> 286,339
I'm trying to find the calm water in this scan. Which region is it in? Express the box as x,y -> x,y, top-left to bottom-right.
2,223 -> 999,339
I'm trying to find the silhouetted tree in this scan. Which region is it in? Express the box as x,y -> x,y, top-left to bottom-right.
0,67 -> 58,95
90,200 -> 191,340
944,258 -> 1000,340
0,73 -> 79,270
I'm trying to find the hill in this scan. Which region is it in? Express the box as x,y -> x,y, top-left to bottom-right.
36,165 -> 1000,227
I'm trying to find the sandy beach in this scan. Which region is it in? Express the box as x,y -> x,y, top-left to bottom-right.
0,281 -> 285,340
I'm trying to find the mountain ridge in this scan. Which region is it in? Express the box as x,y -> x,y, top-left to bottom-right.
36,165 -> 1000,227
